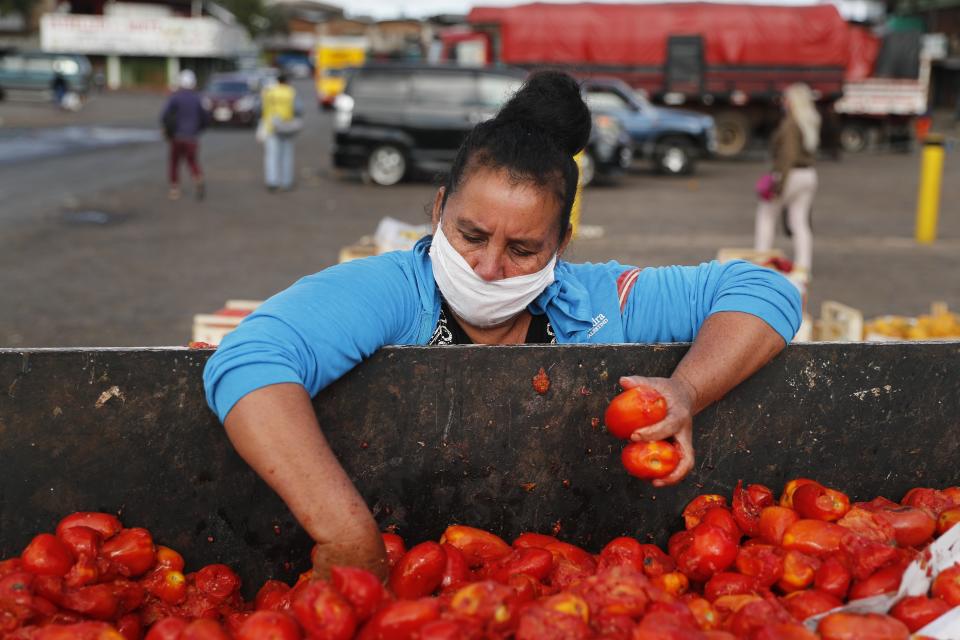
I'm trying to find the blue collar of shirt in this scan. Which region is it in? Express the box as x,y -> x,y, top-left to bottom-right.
413,236 -> 595,339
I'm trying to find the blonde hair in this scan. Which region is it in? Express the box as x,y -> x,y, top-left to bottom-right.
784,83 -> 821,154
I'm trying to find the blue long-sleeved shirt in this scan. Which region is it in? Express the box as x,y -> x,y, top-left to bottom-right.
204,237 -> 802,422
161,89 -> 208,140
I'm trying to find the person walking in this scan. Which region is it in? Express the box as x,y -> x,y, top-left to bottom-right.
259,73 -> 301,192
754,83 -> 821,278
50,72 -> 67,109
161,70 -> 208,201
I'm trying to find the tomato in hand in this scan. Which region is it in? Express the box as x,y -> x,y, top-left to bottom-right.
22,534 -> 75,577
604,385 -> 668,439
389,541 -> 446,599
889,595 -> 950,632
621,441 -> 679,480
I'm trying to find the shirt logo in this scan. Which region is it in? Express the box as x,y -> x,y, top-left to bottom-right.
587,313 -> 609,338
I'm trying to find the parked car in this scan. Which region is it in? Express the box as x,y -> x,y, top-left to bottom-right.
276,52 -> 313,79
202,72 -> 265,127
581,77 -> 716,175
0,51 -> 91,101
332,64 -> 632,186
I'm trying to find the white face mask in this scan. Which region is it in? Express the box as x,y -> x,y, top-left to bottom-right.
430,220 -> 557,328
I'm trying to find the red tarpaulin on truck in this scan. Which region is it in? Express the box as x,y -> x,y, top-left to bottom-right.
845,24 -> 882,81
469,3 -> 850,68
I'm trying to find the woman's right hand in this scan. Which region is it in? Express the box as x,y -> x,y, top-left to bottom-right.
311,530 -> 388,581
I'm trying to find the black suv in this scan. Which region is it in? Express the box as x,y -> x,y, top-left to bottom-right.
332,64 -> 632,186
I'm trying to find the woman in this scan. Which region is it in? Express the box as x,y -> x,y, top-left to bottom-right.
754,83 -> 821,277
204,72 -> 801,579
259,72 -> 301,191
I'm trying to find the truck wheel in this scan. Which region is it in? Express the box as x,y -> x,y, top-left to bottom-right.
840,124 -> 868,153
365,145 -> 407,186
579,150 -> 596,187
714,111 -> 751,158
654,138 -> 694,175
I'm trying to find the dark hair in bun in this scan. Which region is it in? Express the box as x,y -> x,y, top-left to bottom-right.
442,70 -> 591,240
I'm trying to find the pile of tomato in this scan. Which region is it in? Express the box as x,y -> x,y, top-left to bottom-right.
2,476 -> 959,640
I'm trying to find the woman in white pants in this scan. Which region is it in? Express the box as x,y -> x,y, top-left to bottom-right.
755,83 -> 820,277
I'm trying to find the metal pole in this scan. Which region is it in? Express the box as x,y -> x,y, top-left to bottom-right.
915,134 -> 945,244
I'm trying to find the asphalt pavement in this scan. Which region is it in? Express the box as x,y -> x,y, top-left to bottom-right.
1,83 -> 958,347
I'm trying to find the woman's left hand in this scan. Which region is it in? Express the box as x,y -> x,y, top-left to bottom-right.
619,375 -> 698,488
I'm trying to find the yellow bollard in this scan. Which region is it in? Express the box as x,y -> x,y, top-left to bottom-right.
915,134 -> 945,244
570,151 -> 584,239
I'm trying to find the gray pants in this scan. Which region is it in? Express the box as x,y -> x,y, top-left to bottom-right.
264,134 -> 295,189
755,167 -> 818,273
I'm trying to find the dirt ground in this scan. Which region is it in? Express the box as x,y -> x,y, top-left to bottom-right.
1,86 -> 958,347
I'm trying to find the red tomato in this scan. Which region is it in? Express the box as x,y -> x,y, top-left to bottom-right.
235,610 -> 302,640
154,548 -> 185,573
381,533 -> 406,569
782,520 -> 846,556
102,529 -> 155,578
446,581 -> 515,629
65,554 -> 101,589
793,484 -> 851,522
778,550 -> 820,593
180,619 -> 230,640
700,507 -> 741,542
815,555 -> 852,600
734,544 -> 784,588
144,617 -> 189,640
330,566 -> 384,622
901,488 -> 952,519
931,563 -> 960,606
704,572 -> 758,601
58,527 -> 102,560
56,513 -> 122,541
669,523 -> 738,582
515,605 -> 591,640
291,581 -> 356,640
389,541 -> 446,599
193,565 -> 240,602
603,385 -> 668,439
30,621 -> 125,640
61,583 -> 120,620
621,441 -> 679,480
753,623 -> 819,640
485,547 -> 554,584
437,543 -> 470,592
683,495 -> 729,530
817,612 -> 909,640
864,501 -> 936,547
439,526 -> 511,568
652,570 -> 689,597
890,595 -> 950,632
938,507 -> 960,536
598,537 -> 675,578
543,541 -> 596,574
849,562 -> 908,600
781,589 -> 842,620
416,619 -> 466,640
358,598 -> 440,640
732,481 -> 774,537
22,534 -> 75,577
758,506 -> 800,545
512,533 -> 559,549
142,568 -> 187,605
725,599 -> 793,639
115,613 -> 143,640
684,596 -> 719,630
254,580 -> 291,612
780,478 -> 819,509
